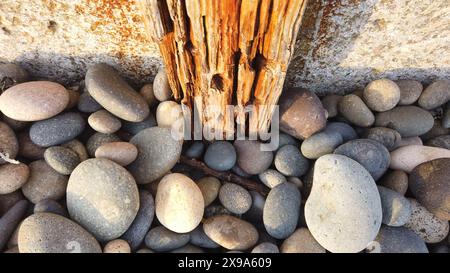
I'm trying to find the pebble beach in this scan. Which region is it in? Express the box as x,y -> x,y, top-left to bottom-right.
0,62 -> 449,253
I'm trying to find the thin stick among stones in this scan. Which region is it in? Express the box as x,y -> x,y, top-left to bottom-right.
179,155 -> 269,195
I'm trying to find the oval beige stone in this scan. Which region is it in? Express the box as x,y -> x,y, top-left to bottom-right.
363,79 -> 401,112
95,142 -> 138,166
0,81 -> 69,121
103,239 -> 131,253
156,101 -> 183,128
203,215 -> 259,251
153,68 -> 172,102
18,213 -> 101,253
281,228 -> 326,253
390,145 -> 450,173
0,163 -> 30,194
88,110 -> 122,134
155,173 -> 204,233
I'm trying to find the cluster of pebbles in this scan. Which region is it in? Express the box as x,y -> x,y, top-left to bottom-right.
0,61 -> 449,253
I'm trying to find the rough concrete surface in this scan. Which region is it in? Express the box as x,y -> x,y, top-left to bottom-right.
288,0 -> 450,95
0,0 -> 449,94
0,0 -> 161,86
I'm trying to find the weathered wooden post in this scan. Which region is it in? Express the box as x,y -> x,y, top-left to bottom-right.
139,0 -> 307,138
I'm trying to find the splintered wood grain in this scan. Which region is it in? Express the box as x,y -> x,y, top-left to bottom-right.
139,0 -> 307,137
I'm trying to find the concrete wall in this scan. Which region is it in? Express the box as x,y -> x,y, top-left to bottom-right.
0,0 -> 449,93
0,0 -> 161,85
288,0 -> 450,94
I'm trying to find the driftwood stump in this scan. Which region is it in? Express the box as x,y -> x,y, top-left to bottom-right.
139,0 -> 307,138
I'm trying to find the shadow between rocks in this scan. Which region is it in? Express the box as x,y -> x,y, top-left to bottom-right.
9,51 -> 162,89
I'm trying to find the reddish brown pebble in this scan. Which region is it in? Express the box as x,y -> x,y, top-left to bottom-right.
278,88 -> 327,140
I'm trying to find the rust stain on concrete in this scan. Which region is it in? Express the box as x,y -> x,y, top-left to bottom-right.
74,0 -> 151,75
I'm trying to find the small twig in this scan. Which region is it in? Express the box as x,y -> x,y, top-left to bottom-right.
0,152 -> 20,164
179,156 -> 269,196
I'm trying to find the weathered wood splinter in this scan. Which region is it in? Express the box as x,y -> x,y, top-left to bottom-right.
139,0 -> 307,138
